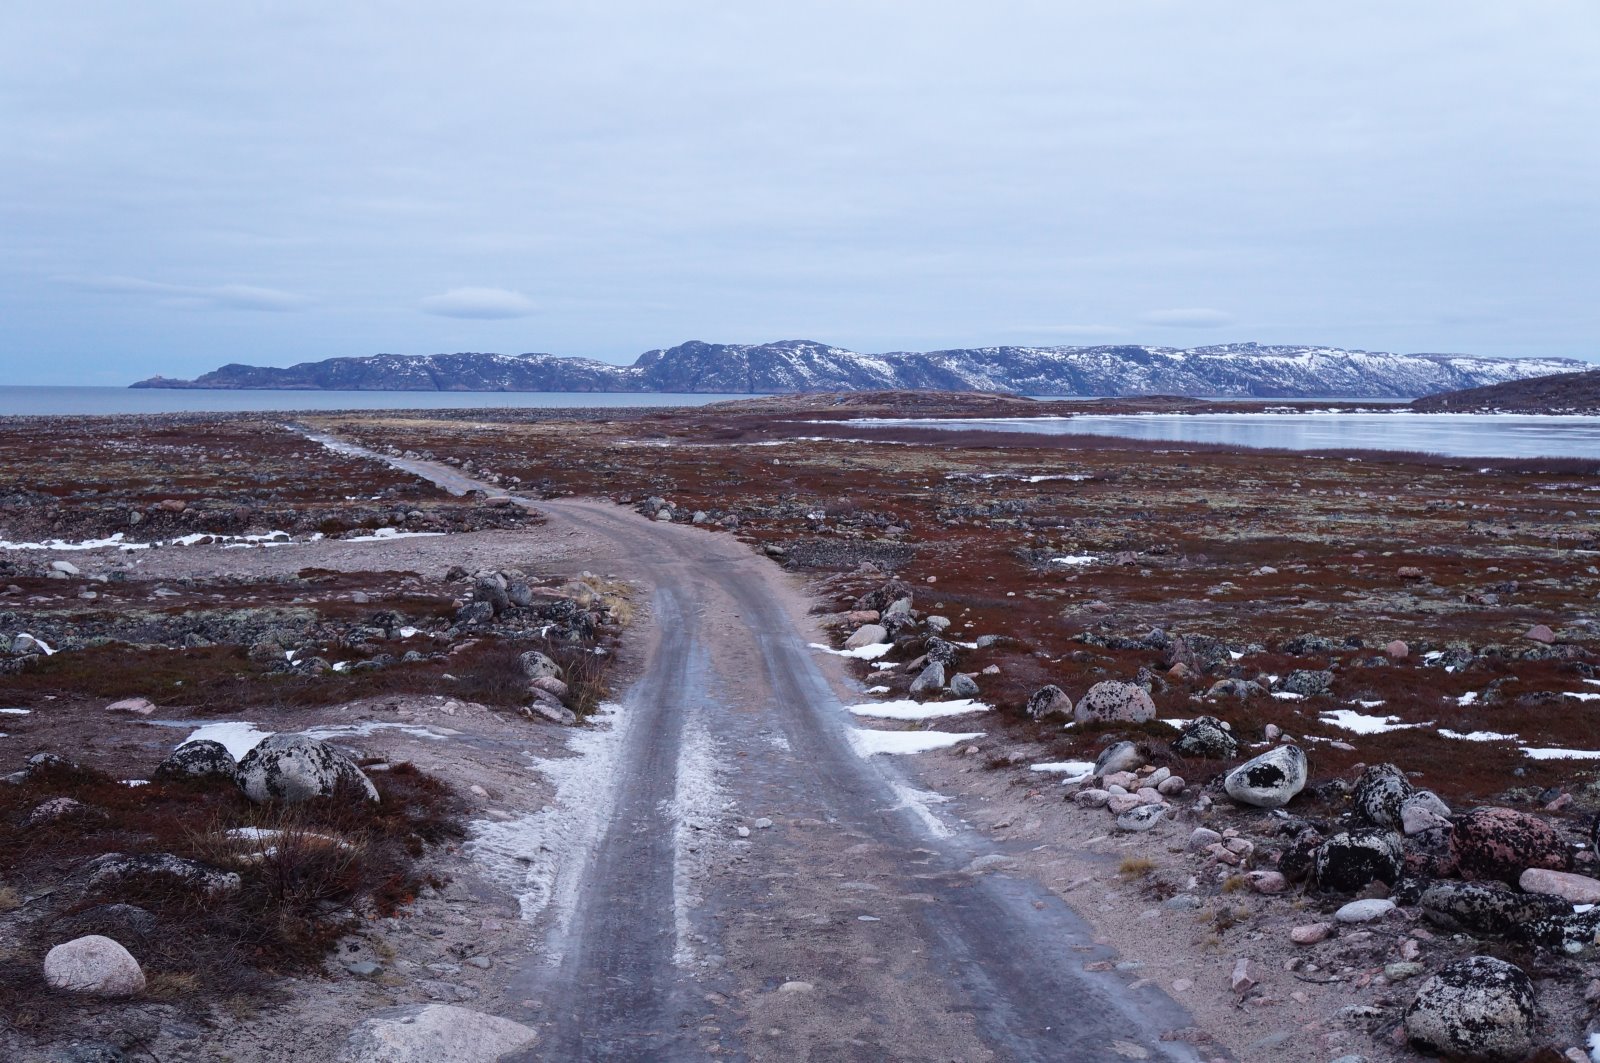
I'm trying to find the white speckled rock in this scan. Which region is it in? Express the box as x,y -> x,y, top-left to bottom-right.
1404,956 -> 1536,1062
1334,898 -> 1396,924
339,1003 -> 538,1062
44,935 -> 146,996
237,733 -> 378,804
1223,745 -> 1307,808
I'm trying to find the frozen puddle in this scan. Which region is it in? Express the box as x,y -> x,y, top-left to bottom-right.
810,642 -> 894,660
888,781 -> 955,838
848,729 -> 983,757
847,698 -> 990,721
0,708 -> 30,715
1319,709 -> 1430,735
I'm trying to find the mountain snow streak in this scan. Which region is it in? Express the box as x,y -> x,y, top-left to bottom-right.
135,339 -> 1586,399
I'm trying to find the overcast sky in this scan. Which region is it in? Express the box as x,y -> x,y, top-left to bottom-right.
2,2 -> 1596,384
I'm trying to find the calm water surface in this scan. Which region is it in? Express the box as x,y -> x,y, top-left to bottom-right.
851,413 -> 1600,460
0,386 -> 749,416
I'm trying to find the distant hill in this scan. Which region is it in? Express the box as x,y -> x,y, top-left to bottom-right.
131,339 -> 1585,399
1410,367 -> 1600,413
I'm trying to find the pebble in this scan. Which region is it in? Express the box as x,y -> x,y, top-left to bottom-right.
1291,923 -> 1334,944
1334,899 -> 1395,924
1383,962 -> 1425,981
1157,775 -> 1186,795
736,826 -> 751,838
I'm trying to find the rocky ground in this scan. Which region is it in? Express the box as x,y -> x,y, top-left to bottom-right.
3,396 -> 1600,1061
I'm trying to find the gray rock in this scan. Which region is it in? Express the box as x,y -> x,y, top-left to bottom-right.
153,740 -> 237,783
1282,669 -> 1334,697
518,649 -> 562,681
1419,880 -> 1570,936
1351,763 -> 1414,828
844,624 -> 888,649
236,733 -> 379,804
1400,790 -> 1453,835
338,1003 -> 538,1062
908,661 -> 946,695
948,673 -> 980,698
50,560 -> 81,576
1404,956 -> 1537,1062
1223,745 -> 1307,808
86,852 -> 241,898
43,935 -> 146,996
1171,715 -> 1238,759
1093,740 -> 1145,776
1024,684 -> 1073,721
1073,680 -> 1156,725
925,615 -> 951,632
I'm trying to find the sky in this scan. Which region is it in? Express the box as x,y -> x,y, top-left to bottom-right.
1,2 -> 1597,385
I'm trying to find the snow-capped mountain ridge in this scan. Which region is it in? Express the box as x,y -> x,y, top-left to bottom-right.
132,339 -> 1588,398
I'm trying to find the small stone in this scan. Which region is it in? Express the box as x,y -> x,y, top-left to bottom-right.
347,961 -> 381,977
754,818 -> 774,830
1335,898 -> 1395,924
1157,775 -> 1186,795
778,981 -> 814,993
1385,962 -> 1425,981
736,826 -> 751,838
1524,624 -> 1556,644
1116,804 -> 1166,832
1290,923 -> 1333,944
1230,957 -> 1258,995
105,697 -> 155,716
1385,639 -> 1409,660
1187,827 -> 1222,851
1247,871 -> 1288,894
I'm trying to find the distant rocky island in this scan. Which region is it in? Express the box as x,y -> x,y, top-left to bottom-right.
1411,367 -> 1600,414
132,339 -> 1587,399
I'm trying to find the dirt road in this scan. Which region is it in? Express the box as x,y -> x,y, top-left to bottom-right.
306,433 -> 1211,1062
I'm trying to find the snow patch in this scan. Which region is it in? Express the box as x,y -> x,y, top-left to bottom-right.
662,716 -> 728,967
887,781 -> 955,838
848,729 -> 983,757
847,699 -> 990,721
811,641 -> 894,660
1319,709 -> 1428,735
1438,728 -> 1519,742
180,721 -> 274,759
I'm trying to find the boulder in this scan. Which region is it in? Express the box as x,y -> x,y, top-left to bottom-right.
844,624 -> 888,649
908,661 -> 945,695
154,740 -> 237,783
1334,898 -> 1395,923
338,1003 -> 538,1062
86,852 -> 241,898
1400,790 -> 1453,835
1403,956 -> 1537,1062
1170,715 -> 1237,759
1518,867 -> 1600,905
1093,740 -> 1144,776
1310,829 -> 1404,892
1351,763 -> 1414,829
1072,681 -> 1156,725
1281,670 -> 1333,697
43,935 -> 145,996
1223,745 -> 1307,808
923,637 -> 959,666
1024,684 -> 1073,722
236,734 -> 379,804
518,650 -> 562,681
530,675 -> 569,698
1419,880 -> 1570,936
1452,806 -> 1569,883
948,673 -> 980,698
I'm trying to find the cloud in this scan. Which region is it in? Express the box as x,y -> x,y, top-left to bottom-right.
419,287 -> 536,319
1141,308 -> 1234,328
65,275 -> 311,311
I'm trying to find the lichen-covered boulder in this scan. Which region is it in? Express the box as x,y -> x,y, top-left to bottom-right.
1072,681 -> 1156,725
1451,806 -> 1569,884
1310,829 -> 1404,892
1403,956 -> 1537,1062
1024,685 -> 1072,722
236,733 -> 378,804
1280,669 -> 1333,697
154,739 -> 237,784
86,852 -> 242,898
1419,880 -> 1570,937
518,649 -> 562,681
1170,716 -> 1237,759
1223,745 -> 1307,808
44,935 -> 146,996
1278,828 -> 1325,883
1351,763 -> 1414,828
